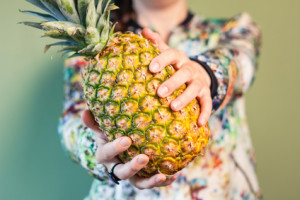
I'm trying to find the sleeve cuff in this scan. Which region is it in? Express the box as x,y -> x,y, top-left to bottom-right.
190,58 -> 218,98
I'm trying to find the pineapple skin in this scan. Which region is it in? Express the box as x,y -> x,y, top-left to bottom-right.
82,32 -> 210,177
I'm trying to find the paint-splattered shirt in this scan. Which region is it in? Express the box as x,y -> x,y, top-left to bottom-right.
58,12 -> 262,200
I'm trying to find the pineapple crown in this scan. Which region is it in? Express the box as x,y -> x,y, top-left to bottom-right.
21,0 -> 118,57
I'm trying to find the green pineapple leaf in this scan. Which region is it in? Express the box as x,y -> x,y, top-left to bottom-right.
57,0 -> 81,23
22,0 -> 119,57
26,0 -> 52,14
20,21 -> 43,29
44,41 -> 77,53
40,0 -> 67,21
77,0 -> 90,25
86,0 -> 99,28
19,10 -> 57,21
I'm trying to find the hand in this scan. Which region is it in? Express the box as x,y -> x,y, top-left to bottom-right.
81,110 -> 178,189
142,28 -> 213,126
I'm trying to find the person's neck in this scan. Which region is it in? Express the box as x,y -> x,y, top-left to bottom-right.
133,0 -> 188,43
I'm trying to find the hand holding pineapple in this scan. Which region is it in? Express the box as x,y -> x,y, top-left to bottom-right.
81,28 -> 212,189
82,109 -> 178,189
143,28 -> 212,127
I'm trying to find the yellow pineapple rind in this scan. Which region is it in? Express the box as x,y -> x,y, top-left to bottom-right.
83,32 -> 210,177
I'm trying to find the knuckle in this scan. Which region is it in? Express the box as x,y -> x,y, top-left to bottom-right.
176,94 -> 190,107
96,148 -> 105,163
200,88 -> 210,97
113,140 -> 123,152
101,152 -> 110,161
166,48 -> 175,54
129,163 -> 140,174
176,50 -> 185,57
192,78 -> 202,86
151,55 -> 161,63
163,79 -> 174,89
173,49 -> 180,57
197,87 -> 203,95
181,66 -> 193,77
174,95 -> 184,104
160,82 -> 174,95
192,81 -> 202,93
204,87 -> 211,94
166,49 -> 177,58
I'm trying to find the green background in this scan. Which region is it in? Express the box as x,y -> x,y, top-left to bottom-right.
0,0 -> 299,199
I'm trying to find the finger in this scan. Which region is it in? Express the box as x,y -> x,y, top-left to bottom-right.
197,89 -> 213,126
113,154 -> 149,180
96,137 -> 131,163
170,80 -> 202,111
141,28 -> 169,51
157,65 -> 192,98
82,110 -> 101,133
130,174 -> 166,190
149,49 -> 188,73
158,174 -> 178,187
82,110 -> 107,141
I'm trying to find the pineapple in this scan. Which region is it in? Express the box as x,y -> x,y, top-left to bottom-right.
22,0 -> 210,177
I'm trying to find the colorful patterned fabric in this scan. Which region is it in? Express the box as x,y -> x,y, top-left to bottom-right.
58,12 -> 262,200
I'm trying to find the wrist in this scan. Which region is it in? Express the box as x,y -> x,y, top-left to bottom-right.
190,58 -> 218,98
197,62 -> 211,87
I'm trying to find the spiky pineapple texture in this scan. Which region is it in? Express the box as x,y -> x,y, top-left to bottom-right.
82,33 -> 210,177
21,0 -> 118,56
22,0 -> 210,177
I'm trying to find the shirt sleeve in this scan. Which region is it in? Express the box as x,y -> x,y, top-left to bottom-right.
192,12 -> 262,113
57,57 -> 109,181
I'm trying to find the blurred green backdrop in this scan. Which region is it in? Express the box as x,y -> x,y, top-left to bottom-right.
0,0 -> 299,199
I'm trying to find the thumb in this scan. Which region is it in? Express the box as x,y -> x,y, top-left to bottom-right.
81,110 -> 108,142
142,28 -> 169,51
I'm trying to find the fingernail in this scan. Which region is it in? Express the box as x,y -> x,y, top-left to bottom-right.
172,174 -> 178,180
157,86 -> 168,96
150,62 -> 159,72
199,119 -> 205,126
138,156 -> 147,165
120,138 -> 131,147
171,100 -> 181,110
